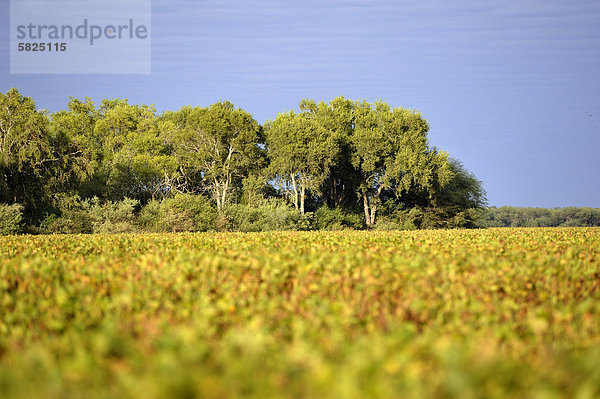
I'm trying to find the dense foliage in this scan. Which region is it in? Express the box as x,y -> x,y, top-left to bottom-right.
483,206 -> 600,227
0,89 -> 488,233
0,203 -> 23,235
1,228 -> 599,398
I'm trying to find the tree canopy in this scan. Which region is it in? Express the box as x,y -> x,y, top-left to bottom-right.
265,110 -> 336,214
163,102 -> 263,211
0,89 -> 490,232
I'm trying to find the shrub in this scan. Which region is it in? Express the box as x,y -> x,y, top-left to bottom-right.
446,208 -> 485,228
397,208 -> 424,230
39,195 -> 94,234
0,203 -> 24,235
373,216 -> 401,231
222,199 -> 310,232
139,194 -> 217,232
381,207 -> 484,230
88,198 -> 139,233
39,212 -> 92,234
315,206 -> 364,230
40,195 -> 138,234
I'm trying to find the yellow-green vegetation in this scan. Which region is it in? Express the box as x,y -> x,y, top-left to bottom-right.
1,228 -> 599,398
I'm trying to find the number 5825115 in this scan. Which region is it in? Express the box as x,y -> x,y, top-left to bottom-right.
18,42 -> 67,52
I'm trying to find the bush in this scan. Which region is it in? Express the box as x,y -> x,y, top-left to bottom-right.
373,216 -> 401,231
314,206 -> 364,230
374,208 -> 428,230
396,208 -> 424,230
0,203 -> 24,235
88,198 -> 139,233
40,195 -> 93,234
448,208 -> 485,228
40,195 -> 138,234
39,213 -> 90,234
377,207 -> 485,230
139,194 -> 217,232
222,199 -> 310,232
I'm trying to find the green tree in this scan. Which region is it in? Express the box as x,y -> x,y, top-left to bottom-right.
0,88 -> 53,222
397,158 -> 487,228
298,97 -> 359,209
433,159 -> 486,211
92,99 -> 175,202
351,101 -> 453,227
50,97 -> 101,197
167,102 -> 263,212
265,110 -> 337,214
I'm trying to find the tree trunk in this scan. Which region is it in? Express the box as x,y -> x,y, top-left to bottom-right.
363,191 -> 372,227
221,174 -> 229,211
214,178 -> 222,212
362,186 -> 383,227
300,180 -> 306,215
370,203 -> 377,227
371,184 -> 385,227
291,174 -> 299,210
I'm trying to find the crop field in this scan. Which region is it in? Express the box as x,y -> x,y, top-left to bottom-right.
1,228 -> 599,398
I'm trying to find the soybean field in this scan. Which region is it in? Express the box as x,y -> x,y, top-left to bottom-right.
1,228 -> 599,398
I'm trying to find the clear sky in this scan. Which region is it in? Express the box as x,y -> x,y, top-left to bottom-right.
1,0 -> 599,207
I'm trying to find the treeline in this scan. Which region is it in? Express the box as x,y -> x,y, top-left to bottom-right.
482,206 -> 600,227
0,88 -> 488,234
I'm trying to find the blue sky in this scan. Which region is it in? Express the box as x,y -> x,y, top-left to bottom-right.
1,0 -> 599,207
